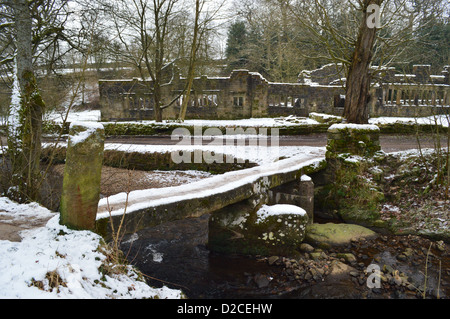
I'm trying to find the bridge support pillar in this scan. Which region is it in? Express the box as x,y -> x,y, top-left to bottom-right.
325,123 -> 381,184
209,184 -> 311,256
268,175 -> 314,223
299,175 -> 314,223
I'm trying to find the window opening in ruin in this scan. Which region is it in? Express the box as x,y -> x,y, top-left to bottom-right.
334,94 -> 345,108
233,96 -> 244,107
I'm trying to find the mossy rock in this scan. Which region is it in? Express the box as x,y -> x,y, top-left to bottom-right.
305,223 -> 377,247
252,204 -> 309,251
309,113 -> 343,124
209,203 -> 309,256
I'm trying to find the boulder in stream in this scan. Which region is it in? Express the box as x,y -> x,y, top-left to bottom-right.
305,223 -> 377,248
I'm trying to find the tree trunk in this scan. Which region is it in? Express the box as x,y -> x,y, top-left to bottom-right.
7,0 -> 45,203
178,0 -> 201,121
153,82 -> 163,122
343,0 -> 383,124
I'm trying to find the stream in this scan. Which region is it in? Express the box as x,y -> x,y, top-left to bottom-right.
120,214 -> 449,299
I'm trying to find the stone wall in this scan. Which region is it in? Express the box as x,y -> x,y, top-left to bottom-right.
99,66 -> 450,121
99,70 -> 346,121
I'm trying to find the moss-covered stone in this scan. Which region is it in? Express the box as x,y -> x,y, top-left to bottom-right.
85,122 -> 331,137
322,124 -> 383,226
309,112 -> 343,124
305,223 -> 377,247
209,201 -> 309,256
252,205 -> 309,252
60,123 -> 105,230
326,124 -> 381,158
320,160 -> 383,226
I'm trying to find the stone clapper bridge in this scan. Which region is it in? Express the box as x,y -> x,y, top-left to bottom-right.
60,121 -> 380,255
95,149 -> 325,255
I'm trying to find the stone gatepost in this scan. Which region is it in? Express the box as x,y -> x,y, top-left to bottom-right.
60,122 -> 105,230
319,123 -> 384,225
325,123 -> 381,183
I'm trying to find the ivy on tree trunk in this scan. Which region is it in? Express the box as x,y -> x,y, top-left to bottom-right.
6,0 -> 45,203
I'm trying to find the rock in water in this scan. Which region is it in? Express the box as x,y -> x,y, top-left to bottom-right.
305,223 -> 377,247
253,274 -> 271,288
268,256 -> 279,265
299,243 -> 315,253
210,203 -> 309,256
252,204 -> 309,254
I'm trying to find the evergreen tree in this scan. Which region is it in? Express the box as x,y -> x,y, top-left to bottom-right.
225,21 -> 248,71
414,18 -> 450,72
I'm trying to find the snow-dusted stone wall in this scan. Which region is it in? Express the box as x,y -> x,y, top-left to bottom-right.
98,69 -> 345,121
99,66 -> 449,121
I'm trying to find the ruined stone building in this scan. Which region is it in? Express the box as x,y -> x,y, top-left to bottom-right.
99,64 -> 450,121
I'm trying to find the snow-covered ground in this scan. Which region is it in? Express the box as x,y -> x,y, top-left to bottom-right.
369,115 -> 450,127
46,110 -> 321,127
0,139 -> 325,299
44,109 -> 450,129
0,197 -> 183,299
140,170 -> 213,185
45,109 -> 102,123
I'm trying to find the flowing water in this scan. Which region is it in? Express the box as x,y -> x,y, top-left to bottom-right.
120,214 -> 449,299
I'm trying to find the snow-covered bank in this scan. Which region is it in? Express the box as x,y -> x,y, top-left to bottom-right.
44,110 -> 321,127
0,197 -> 183,299
100,116 -> 320,127
369,115 -> 450,127
44,109 -> 450,129
45,109 -> 101,123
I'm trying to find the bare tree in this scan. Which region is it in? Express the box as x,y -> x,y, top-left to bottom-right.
284,0 -> 446,123
177,0 -> 202,121
0,0 -> 98,203
178,0 -> 226,121
103,0 -> 225,122
229,0 -> 319,82
102,0 -> 184,122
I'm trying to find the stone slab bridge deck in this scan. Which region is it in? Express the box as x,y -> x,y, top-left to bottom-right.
95,152 -> 326,240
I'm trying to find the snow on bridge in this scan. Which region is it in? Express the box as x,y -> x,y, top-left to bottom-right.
95,150 -> 326,240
